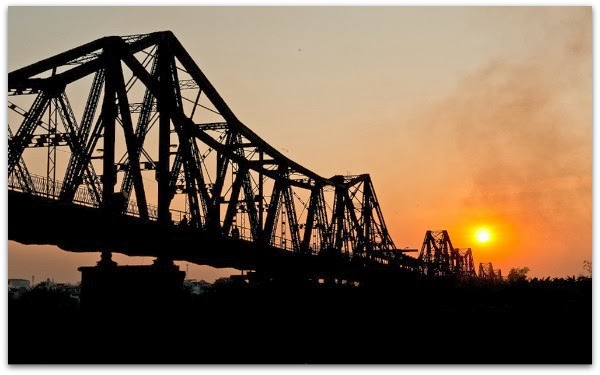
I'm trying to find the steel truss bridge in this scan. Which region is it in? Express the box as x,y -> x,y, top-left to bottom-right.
8,31 -> 498,282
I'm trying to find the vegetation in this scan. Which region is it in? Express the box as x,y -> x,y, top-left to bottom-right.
583,260 -> 592,276
8,271 -> 591,364
507,266 -> 530,283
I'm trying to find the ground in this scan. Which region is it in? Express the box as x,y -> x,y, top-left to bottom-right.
8,277 -> 592,364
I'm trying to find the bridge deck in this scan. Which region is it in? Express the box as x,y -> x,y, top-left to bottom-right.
9,190 -> 416,282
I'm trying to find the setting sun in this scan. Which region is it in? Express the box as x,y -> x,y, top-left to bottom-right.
475,228 -> 492,243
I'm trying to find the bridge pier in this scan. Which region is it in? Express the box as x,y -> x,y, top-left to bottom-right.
78,256 -> 185,315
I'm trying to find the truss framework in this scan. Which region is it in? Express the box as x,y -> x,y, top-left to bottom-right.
8,31 -> 410,266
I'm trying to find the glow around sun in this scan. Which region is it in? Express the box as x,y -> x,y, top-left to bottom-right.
475,228 -> 492,243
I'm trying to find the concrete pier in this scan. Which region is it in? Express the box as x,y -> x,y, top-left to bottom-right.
78,260 -> 185,313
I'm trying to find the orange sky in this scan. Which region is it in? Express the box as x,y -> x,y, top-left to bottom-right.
5,6 -> 592,282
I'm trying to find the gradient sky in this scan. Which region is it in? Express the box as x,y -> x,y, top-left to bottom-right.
5,6 -> 592,283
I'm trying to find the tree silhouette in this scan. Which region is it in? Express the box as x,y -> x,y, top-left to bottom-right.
583,260 -> 592,277
507,267 -> 530,283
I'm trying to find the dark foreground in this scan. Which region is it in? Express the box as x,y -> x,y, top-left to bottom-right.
9,277 -> 592,364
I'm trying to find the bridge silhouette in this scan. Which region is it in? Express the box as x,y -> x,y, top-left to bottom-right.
8,31 -> 497,282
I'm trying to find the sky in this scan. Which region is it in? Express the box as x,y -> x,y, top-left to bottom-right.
4,5 -> 592,283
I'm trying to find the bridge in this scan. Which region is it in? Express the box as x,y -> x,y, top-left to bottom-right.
8,31 -> 497,283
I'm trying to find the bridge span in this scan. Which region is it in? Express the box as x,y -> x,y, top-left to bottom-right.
8,31 -> 422,281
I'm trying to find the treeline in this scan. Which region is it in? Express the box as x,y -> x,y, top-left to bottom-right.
8,271 -> 591,364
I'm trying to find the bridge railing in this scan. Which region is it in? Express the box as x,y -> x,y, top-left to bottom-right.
224,226 -> 295,251
8,173 -> 187,224
9,173 -> 98,207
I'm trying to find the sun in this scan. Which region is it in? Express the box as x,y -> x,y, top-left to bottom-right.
475,228 -> 492,243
